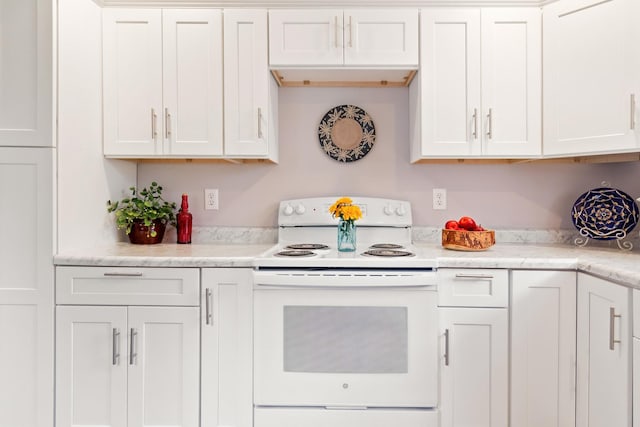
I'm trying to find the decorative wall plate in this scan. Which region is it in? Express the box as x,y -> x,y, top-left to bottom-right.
318,105 -> 376,162
571,187 -> 639,240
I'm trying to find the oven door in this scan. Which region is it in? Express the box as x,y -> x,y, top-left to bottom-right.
253,272 -> 438,408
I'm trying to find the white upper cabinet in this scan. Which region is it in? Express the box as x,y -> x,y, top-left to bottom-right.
269,9 -> 418,67
103,9 -> 163,156
543,0 -> 640,156
0,0 -> 53,147
162,10 -> 224,156
223,9 -> 278,161
411,8 -> 541,160
103,9 -> 223,157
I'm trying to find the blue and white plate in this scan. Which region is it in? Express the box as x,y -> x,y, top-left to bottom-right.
318,105 -> 376,162
571,187 -> 639,240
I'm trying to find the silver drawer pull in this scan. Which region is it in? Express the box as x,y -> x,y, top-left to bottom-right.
112,328 -> 120,366
258,108 -> 263,139
129,328 -> 137,365
444,329 -> 450,366
454,273 -> 494,279
631,94 -> 636,130
472,108 -> 478,139
103,272 -> 143,277
609,307 -> 621,350
205,288 -> 213,326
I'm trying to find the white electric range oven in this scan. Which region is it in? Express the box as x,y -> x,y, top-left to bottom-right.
252,197 -> 439,427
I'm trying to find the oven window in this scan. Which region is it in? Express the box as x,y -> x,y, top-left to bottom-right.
283,306 -> 408,374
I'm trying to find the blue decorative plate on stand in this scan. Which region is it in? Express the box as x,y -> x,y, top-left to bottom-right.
571,187 -> 639,250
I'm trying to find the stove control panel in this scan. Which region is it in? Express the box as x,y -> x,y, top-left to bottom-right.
278,197 -> 412,227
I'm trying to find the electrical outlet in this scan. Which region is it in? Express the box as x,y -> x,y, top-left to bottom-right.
204,189 -> 219,210
433,188 -> 447,210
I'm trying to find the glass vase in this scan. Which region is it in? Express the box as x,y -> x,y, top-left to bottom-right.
337,218 -> 357,252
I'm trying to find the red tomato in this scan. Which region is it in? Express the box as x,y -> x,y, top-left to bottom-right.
475,225 -> 485,231
444,220 -> 459,230
458,216 -> 478,231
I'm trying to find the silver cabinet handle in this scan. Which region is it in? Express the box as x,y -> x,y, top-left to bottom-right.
165,108 -> 172,139
486,108 -> 493,139
349,16 -> 353,47
103,272 -> 143,277
454,273 -> 494,279
112,328 -> 120,366
631,94 -> 636,130
258,108 -> 263,139
609,307 -> 622,350
129,328 -> 137,365
334,16 -> 339,48
151,108 -> 158,139
444,329 -> 450,366
472,108 -> 478,139
205,288 -> 213,325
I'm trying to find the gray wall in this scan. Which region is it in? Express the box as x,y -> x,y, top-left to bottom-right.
139,86 -> 640,229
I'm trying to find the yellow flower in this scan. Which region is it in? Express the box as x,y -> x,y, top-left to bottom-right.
329,197 -> 362,222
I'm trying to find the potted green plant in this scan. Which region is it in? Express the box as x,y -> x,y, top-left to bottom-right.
107,182 -> 177,244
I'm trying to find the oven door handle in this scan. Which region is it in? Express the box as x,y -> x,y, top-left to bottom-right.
253,271 -> 437,288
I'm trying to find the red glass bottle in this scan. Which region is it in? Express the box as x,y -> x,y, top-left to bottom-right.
177,194 -> 192,244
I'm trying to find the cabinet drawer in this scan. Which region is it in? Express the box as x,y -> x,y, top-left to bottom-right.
56,266 -> 200,306
438,269 -> 508,307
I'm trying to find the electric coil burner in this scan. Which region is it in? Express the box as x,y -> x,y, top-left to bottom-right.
363,248 -> 414,257
252,197 -> 439,427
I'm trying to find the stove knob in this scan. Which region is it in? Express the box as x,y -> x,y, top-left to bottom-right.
384,204 -> 394,215
295,204 -> 306,215
396,205 -> 407,216
282,204 -> 294,216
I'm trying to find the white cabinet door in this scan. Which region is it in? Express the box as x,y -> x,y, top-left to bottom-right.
56,305 -> 199,427
481,8 -> 541,157
577,273 -> 632,427
413,8 -> 540,160
416,9 -> 482,157
128,306 -> 200,427
103,9 -> 163,156
543,0 -> 640,155
269,9 -> 417,67
343,9 -> 418,66
224,10 -> 276,159
162,10 -> 223,156
0,0 -> 53,147
201,269 -> 253,427
56,306 -> 128,427
440,307 -> 508,427
269,10 -> 343,66
634,337 -> 640,427
0,147 -> 54,427
511,270 -> 576,427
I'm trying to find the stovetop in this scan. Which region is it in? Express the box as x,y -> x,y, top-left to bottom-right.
253,243 -> 437,269
253,197 -> 437,269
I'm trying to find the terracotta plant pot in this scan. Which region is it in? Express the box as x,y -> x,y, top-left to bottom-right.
127,220 -> 167,244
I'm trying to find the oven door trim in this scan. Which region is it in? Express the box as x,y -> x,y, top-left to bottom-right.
253,285 -> 439,408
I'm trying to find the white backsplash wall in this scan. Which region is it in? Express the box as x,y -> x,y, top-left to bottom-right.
138,86 -> 640,229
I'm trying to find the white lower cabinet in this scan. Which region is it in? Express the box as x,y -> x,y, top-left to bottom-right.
633,290 -> 640,427
438,268 -> 508,427
577,273 -> 632,427
0,148 -> 54,427
55,267 -> 200,427
510,270 -> 576,427
201,268 -> 253,427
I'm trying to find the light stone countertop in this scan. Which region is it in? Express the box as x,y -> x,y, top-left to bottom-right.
54,242 -> 640,289
54,243 -> 273,268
